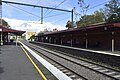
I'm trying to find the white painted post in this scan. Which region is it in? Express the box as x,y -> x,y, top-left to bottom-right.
61,39 -> 62,45
86,33 -> 88,48
0,28 -> 3,45
16,35 -> 18,46
86,39 -> 88,48
112,32 -> 114,52
54,39 -> 56,44
49,37 -> 51,43
71,39 -> 72,46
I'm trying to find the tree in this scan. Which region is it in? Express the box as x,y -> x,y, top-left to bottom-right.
78,0 -> 90,16
94,11 -> 105,23
65,20 -> 75,29
104,0 -> 120,23
37,31 -> 44,36
29,35 -> 35,41
0,19 -> 10,28
76,10 -> 105,27
77,0 -> 90,27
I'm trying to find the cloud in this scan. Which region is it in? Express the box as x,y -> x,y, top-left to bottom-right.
3,17 -> 66,33
2,0 -> 72,30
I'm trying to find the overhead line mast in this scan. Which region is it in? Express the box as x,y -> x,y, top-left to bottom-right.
0,0 -> 2,25
2,1 -> 74,24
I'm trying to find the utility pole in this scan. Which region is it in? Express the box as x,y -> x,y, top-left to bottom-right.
2,1 -> 73,24
71,9 -> 74,23
41,8 -> 43,24
0,0 -> 3,46
0,0 -> 2,25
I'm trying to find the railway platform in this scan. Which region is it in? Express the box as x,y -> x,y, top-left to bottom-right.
0,43 -> 57,80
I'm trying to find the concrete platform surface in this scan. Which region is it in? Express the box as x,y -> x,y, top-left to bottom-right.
0,45 -> 42,80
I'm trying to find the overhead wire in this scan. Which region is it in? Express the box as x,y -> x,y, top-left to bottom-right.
7,3 -> 40,18
52,16 -> 70,24
76,0 -> 110,21
32,0 -> 41,21
44,13 -> 66,18
44,0 -> 68,17
6,3 -> 67,19
52,1 -> 110,25
35,0 -> 41,5
44,0 -> 57,16
88,0 -> 110,10
4,0 -> 111,25
30,0 -> 41,11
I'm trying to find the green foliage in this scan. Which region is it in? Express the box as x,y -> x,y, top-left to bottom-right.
0,19 -> 10,28
104,0 -> 120,23
65,20 -> 75,29
76,10 -> 105,27
29,35 -> 35,40
37,32 -> 44,36
76,0 -> 120,27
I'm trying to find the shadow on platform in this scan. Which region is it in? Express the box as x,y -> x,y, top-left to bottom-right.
3,42 -> 20,45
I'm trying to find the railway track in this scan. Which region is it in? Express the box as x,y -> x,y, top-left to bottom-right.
22,42 -> 120,80
23,42 -> 87,80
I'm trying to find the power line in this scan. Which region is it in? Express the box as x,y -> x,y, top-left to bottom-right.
77,1 -> 110,18
6,3 -> 67,20
44,0 -> 68,17
52,16 -> 69,24
44,13 -> 66,18
88,1 -> 109,10
56,0 -> 68,8
7,4 -> 40,18
35,0 -> 41,5
2,1 -> 73,23
30,0 -> 41,11
2,1 -> 71,12
44,0 -> 57,15
29,0 -> 41,21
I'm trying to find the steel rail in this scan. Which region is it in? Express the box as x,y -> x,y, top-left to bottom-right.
25,42 -> 88,80
29,42 -> 120,80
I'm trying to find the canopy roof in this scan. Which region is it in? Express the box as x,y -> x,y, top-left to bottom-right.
43,22 -> 120,36
0,26 -> 25,35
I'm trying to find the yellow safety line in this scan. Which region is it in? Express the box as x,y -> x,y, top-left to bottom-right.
21,45 -> 47,80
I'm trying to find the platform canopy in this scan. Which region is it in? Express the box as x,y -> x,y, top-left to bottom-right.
0,26 -> 25,35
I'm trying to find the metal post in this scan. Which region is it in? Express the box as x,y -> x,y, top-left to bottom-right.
86,33 -> 88,48
86,39 -> 88,48
112,32 -> 114,52
0,0 -> 3,46
0,0 -> 2,25
71,9 -> 74,23
2,1 -> 73,25
16,35 -> 17,46
41,8 -> 43,24
54,38 -> 56,44
61,39 -> 62,45
71,39 -> 72,47
0,0 -> 2,6
0,29 -> 3,45
49,37 -> 51,43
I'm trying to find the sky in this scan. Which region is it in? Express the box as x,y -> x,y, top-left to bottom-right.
1,0 -> 110,33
